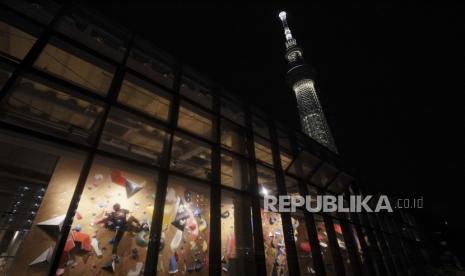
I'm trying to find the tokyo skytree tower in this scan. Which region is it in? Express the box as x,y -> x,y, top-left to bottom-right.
278,11 -> 338,153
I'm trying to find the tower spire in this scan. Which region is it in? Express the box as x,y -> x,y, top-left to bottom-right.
277,11 -> 338,153
278,11 -> 293,42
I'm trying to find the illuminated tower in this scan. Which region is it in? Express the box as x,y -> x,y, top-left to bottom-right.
278,11 -> 338,153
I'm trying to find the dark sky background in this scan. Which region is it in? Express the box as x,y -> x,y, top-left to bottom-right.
84,1 -> 463,256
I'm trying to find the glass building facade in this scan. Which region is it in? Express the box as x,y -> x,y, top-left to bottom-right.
0,1 -> 429,275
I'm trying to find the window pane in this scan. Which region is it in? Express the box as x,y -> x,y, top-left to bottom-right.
277,129 -> 292,151
170,134 -> 211,180
0,19 -> 38,62
160,175 -> 210,275
220,97 -> 245,126
66,157 -> 157,275
180,76 -> 212,109
221,190 -> 255,275
328,173 -> 353,194
252,115 -> 269,139
34,39 -> 115,96
310,163 -> 338,188
287,151 -> 320,179
221,151 -> 250,191
178,101 -> 213,140
333,220 -> 354,276
285,176 -> 300,197
254,136 -> 273,166
261,209 -> 288,275
256,164 -> 277,197
280,149 -> 292,171
118,74 -> 171,121
127,47 -> 175,89
220,119 -> 248,155
0,132 -> 84,276
55,12 -> 128,62
0,62 -> 13,89
2,0 -> 60,25
2,76 -> 105,144
315,214 -> 337,276
291,210 -> 315,275
99,108 -> 167,165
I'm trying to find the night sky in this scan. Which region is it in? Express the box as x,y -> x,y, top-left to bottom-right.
84,2 -> 463,255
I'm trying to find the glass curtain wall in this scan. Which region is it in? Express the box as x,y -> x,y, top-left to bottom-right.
0,2 -> 423,276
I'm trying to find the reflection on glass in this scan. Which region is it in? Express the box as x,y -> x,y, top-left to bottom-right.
118,74 -> 171,121
0,21 -> 38,62
180,76 -> 212,109
333,220 -> 353,276
221,190 -> 255,275
100,108 -> 167,165
220,98 -> 245,126
0,134 -> 84,276
3,77 -> 104,144
178,101 -> 213,140
221,151 -> 249,191
66,157 -> 157,275
261,209 -> 288,276
55,13 -> 127,61
257,164 -> 277,197
315,214 -> 337,276
127,48 -> 174,89
252,116 -> 270,139
291,211 -> 315,275
170,134 -> 211,180
34,40 -> 115,96
220,119 -> 248,155
160,176 -> 210,275
0,63 -> 13,89
254,136 -> 274,166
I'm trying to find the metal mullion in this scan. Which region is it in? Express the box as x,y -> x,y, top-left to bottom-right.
25,66 -> 107,101
219,146 -> 253,164
353,184 -> 389,276
323,170 -> 342,190
219,182 -> 254,197
338,214 -> 364,276
124,66 -> 178,94
245,104 -> 266,276
374,213 -> 403,276
208,86 -> 221,276
49,30 -> 120,67
47,31 -> 135,276
0,56 -> 19,67
219,112 -> 248,131
111,102 -> 171,131
364,207 -> 396,276
288,131 -> 326,276
322,214 -> 347,276
388,216 -> 414,274
174,125 -> 216,146
346,209 -> 378,276
269,120 -> 300,276
178,91 -> 215,116
144,60 -> 182,276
